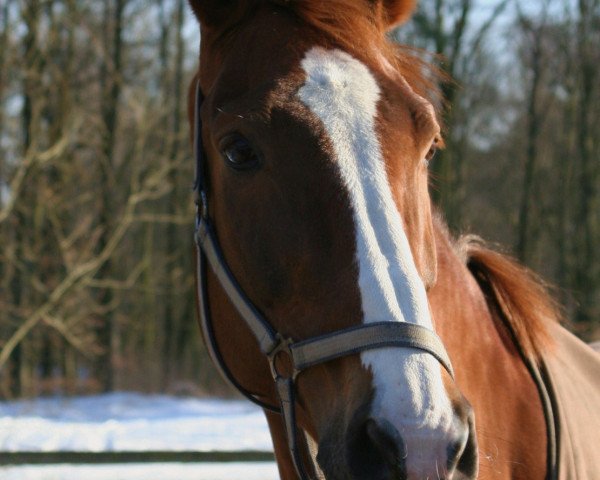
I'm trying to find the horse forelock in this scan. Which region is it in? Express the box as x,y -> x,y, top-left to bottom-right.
278,0 -> 442,103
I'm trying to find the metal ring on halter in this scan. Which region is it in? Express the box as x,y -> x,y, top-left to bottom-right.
268,335 -> 301,382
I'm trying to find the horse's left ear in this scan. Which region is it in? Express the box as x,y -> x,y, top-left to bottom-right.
375,0 -> 417,29
188,0 -> 237,27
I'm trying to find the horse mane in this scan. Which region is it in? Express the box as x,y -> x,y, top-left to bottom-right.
456,235 -> 561,362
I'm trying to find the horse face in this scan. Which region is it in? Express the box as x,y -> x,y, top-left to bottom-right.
190,2 -> 477,478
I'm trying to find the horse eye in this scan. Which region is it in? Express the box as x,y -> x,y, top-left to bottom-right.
220,135 -> 260,171
424,139 -> 439,167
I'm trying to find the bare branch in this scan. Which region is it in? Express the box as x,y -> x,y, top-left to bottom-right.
0,133 -> 72,224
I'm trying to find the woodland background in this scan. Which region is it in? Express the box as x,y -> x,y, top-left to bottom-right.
0,0 -> 598,399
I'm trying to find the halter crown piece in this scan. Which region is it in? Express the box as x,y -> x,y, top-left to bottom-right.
192,81 -> 455,479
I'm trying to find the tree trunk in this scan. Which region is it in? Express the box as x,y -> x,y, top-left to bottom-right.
163,0 -> 186,390
96,0 -> 126,392
0,1 -> 10,189
556,86 -> 577,312
8,0 -> 42,399
573,0 -> 598,326
516,29 -> 543,263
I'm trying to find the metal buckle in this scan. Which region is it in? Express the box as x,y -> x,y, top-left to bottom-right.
268,335 -> 299,381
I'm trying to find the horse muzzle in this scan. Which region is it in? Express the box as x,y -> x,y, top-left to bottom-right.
316,397 -> 478,480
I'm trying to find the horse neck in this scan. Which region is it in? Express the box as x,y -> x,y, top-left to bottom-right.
428,221 -> 499,363
429,220 -> 548,479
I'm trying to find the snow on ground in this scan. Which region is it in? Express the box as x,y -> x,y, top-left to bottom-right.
0,393 -> 277,479
0,392 -> 273,452
0,463 -> 279,480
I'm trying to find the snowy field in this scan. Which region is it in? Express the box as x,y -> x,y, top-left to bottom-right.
0,393 -> 277,480
0,463 -> 279,480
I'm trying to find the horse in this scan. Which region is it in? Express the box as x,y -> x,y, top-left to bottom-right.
187,1 -> 600,479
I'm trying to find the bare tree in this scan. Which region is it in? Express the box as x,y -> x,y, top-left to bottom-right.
572,0 -> 600,326
95,0 -> 127,392
515,2 -> 552,263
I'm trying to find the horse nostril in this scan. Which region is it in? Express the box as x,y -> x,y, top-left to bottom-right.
448,407 -> 479,478
341,408 -> 477,480
365,418 -> 404,464
345,415 -> 406,479
365,417 -> 406,468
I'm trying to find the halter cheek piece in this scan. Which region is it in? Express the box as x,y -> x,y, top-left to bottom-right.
192,81 -> 454,480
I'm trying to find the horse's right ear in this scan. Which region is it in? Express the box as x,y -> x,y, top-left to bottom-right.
188,0 -> 237,26
376,0 -> 417,29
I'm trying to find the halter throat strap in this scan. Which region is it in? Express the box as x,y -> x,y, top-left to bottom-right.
192,80 -> 454,480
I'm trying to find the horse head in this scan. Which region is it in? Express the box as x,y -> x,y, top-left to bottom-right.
189,1 -> 478,478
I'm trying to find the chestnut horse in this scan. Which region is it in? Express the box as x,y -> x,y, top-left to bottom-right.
188,1 -> 600,479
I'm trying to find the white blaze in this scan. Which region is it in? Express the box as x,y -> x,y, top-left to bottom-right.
298,47 -> 456,472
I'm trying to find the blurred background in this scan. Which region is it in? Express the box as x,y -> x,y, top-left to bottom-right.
0,0 -> 598,403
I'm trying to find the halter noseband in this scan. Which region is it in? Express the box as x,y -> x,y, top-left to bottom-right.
192,81 -> 454,479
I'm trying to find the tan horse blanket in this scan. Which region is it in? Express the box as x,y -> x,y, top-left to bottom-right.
544,323 -> 600,480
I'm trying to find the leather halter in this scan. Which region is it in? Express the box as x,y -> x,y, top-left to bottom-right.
192,81 -> 454,479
